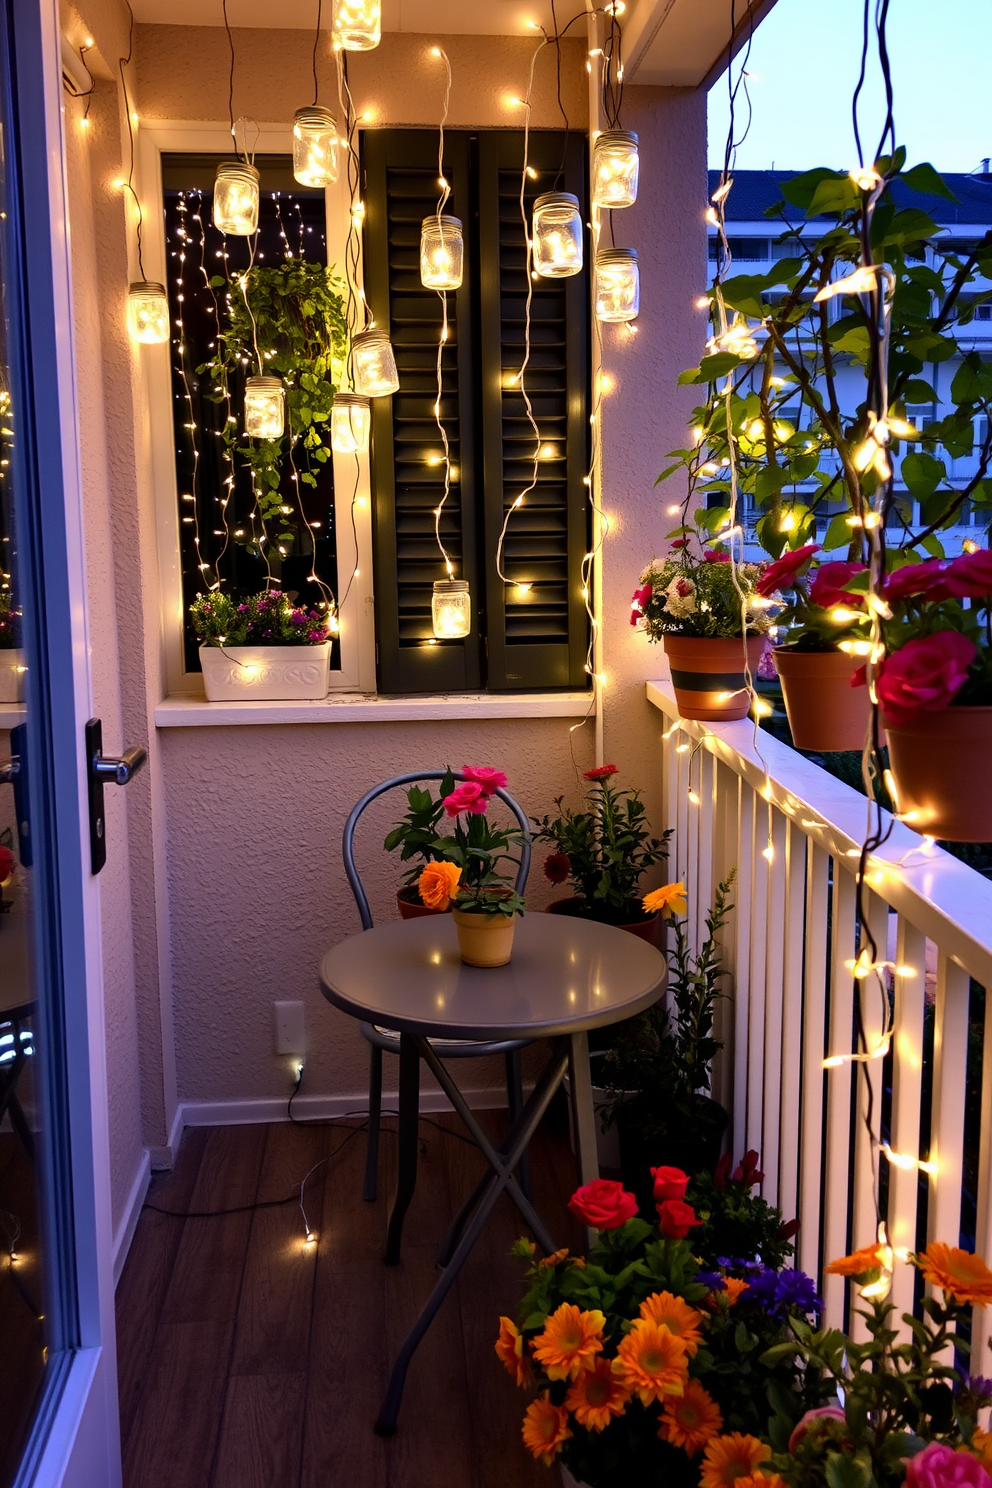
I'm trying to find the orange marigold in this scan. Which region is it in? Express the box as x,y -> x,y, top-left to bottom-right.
612,1320 -> 689,1406
639,1292 -> 705,1356
643,881 -> 688,919
965,1430 -> 992,1473
659,1378 -> 724,1456
521,1393 -> 572,1464
734,1475 -> 788,1488
565,1356 -> 632,1431
495,1316 -> 532,1389
700,1433 -> 772,1488
418,860 -> 462,911
724,1277 -> 749,1306
532,1303 -> 606,1382
824,1243 -> 885,1278
539,1248 -> 572,1269
918,1244 -> 992,1307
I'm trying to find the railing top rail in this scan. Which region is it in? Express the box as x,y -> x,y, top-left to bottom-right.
648,677 -> 992,988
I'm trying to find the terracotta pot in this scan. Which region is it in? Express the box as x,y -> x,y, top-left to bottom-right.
882,706 -> 992,842
451,908 -> 517,967
774,647 -> 875,752
663,634 -> 767,722
396,888 -> 447,920
546,896 -> 659,945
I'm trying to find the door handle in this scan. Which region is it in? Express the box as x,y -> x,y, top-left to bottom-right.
0,757 -> 18,785
86,718 -> 147,875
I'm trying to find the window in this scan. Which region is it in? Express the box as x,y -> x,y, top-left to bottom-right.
361,129 -> 591,694
708,236 -> 771,262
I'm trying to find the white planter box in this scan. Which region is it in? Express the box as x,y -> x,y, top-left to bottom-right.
0,650 -> 25,704
199,643 -> 331,702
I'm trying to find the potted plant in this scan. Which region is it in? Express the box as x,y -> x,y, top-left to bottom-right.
190,589 -> 332,702
0,594 -> 24,705
631,540 -> 772,720
497,1166 -> 823,1488
383,769 -> 459,919
420,769 -> 527,967
532,764 -> 672,941
602,874 -> 735,1208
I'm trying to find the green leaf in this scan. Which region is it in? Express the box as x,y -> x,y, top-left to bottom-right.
901,450 -> 946,501
823,512 -> 855,551
778,168 -> 847,214
901,162 -> 959,203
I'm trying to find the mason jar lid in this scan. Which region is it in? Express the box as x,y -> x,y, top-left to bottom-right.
596,247 -> 637,265
334,391 -> 370,409
293,105 -> 337,130
215,160 -> 260,185
245,375 -> 283,392
433,579 -> 469,594
352,329 -> 392,348
129,279 -> 166,296
421,214 -> 462,232
595,129 -> 638,149
533,191 -> 580,212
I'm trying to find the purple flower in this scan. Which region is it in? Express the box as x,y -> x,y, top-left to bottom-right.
696,1271 -> 726,1292
959,1375 -> 992,1403
743,1265 -> 820,1316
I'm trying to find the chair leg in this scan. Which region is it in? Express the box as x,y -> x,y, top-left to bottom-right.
364,1042 -> 384,1202
505,1049 -> 533,1205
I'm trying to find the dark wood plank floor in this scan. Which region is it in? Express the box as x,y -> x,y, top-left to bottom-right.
116,1109 -> 583,1488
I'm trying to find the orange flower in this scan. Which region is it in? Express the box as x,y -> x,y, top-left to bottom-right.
965,1430 -> 992,1473
539,1248 -> 572,1269
612,1320 -> 689,1406
643,881 -> 688,918
565,1356 -> 632,1431
918,1244 -> 992,1307
639,1292 -> 705,1356
700,1433 -> 772,1488
724,1277 -> 749,1306
495,1316 -> 532,1388
532,1303 -> 606,1382
521,1393 -> 572,1464
660,1378 -> 724,1456
418,860 -> 462,911
734,1475 -> 787,1488
824,1243 -> 885,1278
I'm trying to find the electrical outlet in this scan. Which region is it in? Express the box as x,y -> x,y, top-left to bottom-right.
274,1000 -> 306,1055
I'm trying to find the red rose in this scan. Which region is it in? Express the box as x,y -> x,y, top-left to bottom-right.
881,559 -> 954,602
876,631 -> 977,726
543,851 -> 570,885
779,1217 -> 801,1242
731,1149 -> 764,1187
670,537 -> 688,550
583,764 -> 618,780
0,845 -> 13,882
568,1179 -> 638,1230
808,561 -> 867,610
755,542 -> 821,598
651,1165 -> 689,1202
657,1198 -> 702,1239
944,548 -> 992,599
630,583 -> 654,626
443,781 -> 488,817
703,549 -> 732,563
461,766 -> 507,796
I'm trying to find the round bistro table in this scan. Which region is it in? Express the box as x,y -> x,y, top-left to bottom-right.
319,911 -> 666,1434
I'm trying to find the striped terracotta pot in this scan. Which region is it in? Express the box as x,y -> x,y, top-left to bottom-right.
663,634 -> 767,722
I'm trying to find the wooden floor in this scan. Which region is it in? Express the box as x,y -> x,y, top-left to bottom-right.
116,1108 -> 583,1488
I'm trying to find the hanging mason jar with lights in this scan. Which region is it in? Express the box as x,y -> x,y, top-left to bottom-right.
292,106 -> 340,188
592,130 -> 639,209
127,280 -> 170,343
532,193 -> 583,278
595,248 -> 639,322
331,392 -> 371,454
332,0 -> 381,50
244,375 -> 285,439
351,329 -> 400,397
213,161 -> 260,235
431,579 -> 472,639
420,214 -> 463,290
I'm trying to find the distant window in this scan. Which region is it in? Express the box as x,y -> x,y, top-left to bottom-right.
708,236 -> 771,262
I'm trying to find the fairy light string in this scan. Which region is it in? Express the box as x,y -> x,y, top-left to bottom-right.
427,47 -> 458,583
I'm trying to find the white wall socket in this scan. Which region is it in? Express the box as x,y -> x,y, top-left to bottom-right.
274,1000 -> 306,1055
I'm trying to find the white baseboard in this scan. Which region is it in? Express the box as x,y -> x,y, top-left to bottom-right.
178,1085 -> 513,1128
112,1148 -> 151,1288
147,1100 -> 184,1172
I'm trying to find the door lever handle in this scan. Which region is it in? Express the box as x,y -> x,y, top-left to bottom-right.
0,757 -> 19,786
92,745 -> 147,788
85,719 -> 147,875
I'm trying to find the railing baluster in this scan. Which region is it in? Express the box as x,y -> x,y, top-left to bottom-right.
822,865 -> 857,1328
928,955 -> 970,1249
849,891 -> 891,1343
696,750 -> 716,957
710,762 -> 738,1122
733,782 -> 756,1156
746,798 -> 770,1156
761,808 -> 789,1206
888,917 -> 927,1336
778,817 -> 807,1229
972,973 -> 992,1370
798,841 -> 829,1284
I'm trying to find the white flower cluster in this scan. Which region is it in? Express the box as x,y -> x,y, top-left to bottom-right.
664,576 -> 697,618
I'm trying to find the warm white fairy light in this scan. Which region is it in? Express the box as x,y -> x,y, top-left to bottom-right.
331,392 -> 371,455
332,0 -> 380,50
532,192 -> 583,278
293,106 -> 340,189
213,161 -> 260,236
127,281 -> 169,343
592,129 -> 639,209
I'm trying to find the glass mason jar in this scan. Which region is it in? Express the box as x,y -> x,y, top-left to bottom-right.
595,248 -> 639,322
532,192 -> 583,279
293,106 -> 339,188
331,392 -> 371,454
351,329 -> 400,397
126,280 -> 169,343
592,130 -> 639,209
431,579 -> 472,639
244,375 -> 285,440
332,0 -> 381,50
213,161 -> 260,236
420,214 -> 464,290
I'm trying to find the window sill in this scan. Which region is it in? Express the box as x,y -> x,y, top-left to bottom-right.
154,691 -> 594,728
0,705 -> 26,730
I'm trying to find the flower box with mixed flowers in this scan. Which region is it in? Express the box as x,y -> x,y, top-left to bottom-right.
190,589 -> 332,701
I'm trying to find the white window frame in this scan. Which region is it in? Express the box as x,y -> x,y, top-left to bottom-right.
135,119 -> 376,697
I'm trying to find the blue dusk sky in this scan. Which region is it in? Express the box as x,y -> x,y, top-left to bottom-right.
708,0 -> 992,176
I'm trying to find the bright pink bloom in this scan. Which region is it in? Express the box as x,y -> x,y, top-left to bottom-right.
714,1152 -> 733,1191
443,781 -> 488,817
755,543 -> 821,598
0,845 -> 13,882
657,1198 -> 702,1239
787,1406 -> 847,1453
568,1179 -> 638,1230
808,561 -> 867,610
703,549 -> 732,563
876,631 -> 977,726
544,852 -> 570,885
944,549 -> 992,599
651,1166 -> 689,1202
882,559 -> 954,602
906,1442 -> 992,1488
731,1149 -> 764,1187
584,764 -> 619,781
461,766 -> 507,796
630,583 -> 654,625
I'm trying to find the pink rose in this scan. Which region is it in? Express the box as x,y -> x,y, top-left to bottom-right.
651,1166 -> 689,1202
657,1198 -> 702,1239
731,1149 -> 764,1187
443,781 -> 488,817
630,583 -> 654,625
0,845 -> 13,882
756,543 -> 821,598
906,1443 -> 992,1488
703,549 -> 732,563
876,632 -> 976,726
461,766 -> 507,796
882,559 -> 954,602
568,1179 -> 638,1230
808,561 -> 867,610
787,1406 -> 847,1453
944,549 -> 992,599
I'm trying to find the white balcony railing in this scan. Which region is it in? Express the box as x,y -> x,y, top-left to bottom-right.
648,675 -> 992,1350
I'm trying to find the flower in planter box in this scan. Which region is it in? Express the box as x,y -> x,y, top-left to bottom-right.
755,543 -> 821,599
496,1316 -> 533,1389
532,1303 -> 606,1381
639,1291 -> 704,1354
568,1178 -> 639,1229
918,1242 -> 992,1307
907,1443 -> 992,1488
807,561 -> 867,611
461,765 -> 508,795
442,781 -> 488,816
700,1431 -> 771,1488
543,851 -> 570,885
659,1379 -> 724,1455
658,1197 -> 702,1239
564,1358 -> 631,1431
522,1393 -> 572,1464
612,1320 -> 689,1405
651,1165 -> 690,1202
642,881 -> 687,918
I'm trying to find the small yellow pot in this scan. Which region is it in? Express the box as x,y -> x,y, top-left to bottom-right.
451,908 -> 517,967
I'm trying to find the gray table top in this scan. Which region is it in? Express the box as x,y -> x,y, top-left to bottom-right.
319,912 -> 666,1040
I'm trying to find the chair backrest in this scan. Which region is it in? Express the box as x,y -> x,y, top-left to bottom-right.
342,770 -> 532,930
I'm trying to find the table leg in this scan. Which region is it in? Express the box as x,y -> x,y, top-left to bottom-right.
568,1030 -> 599,1251
504,1049 -> 533,1204
384,1032 -> 420,1266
